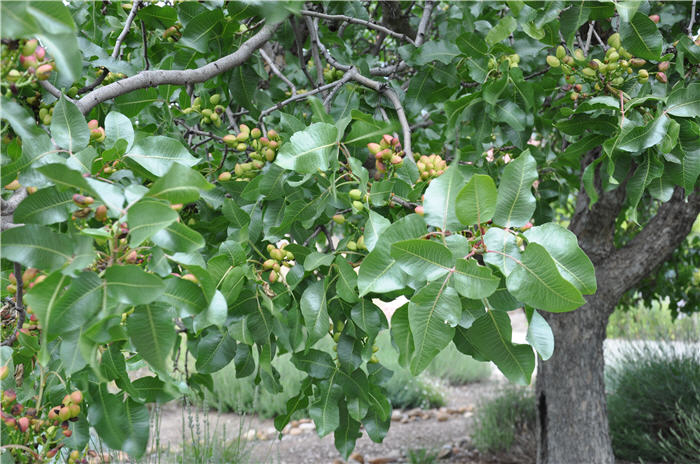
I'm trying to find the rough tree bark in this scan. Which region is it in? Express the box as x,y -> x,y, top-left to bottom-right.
536,151 -> 700,464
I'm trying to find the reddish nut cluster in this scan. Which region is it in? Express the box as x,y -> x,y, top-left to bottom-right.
6,267 -> 45,294
88,119 -> 106,143
368,134 -> 404,174
182,94 -> 225,127
416,153 -> 447,181
162,23 -> 183,42
264,243 -> 295,283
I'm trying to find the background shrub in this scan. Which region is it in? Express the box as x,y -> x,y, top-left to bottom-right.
607,299 -> 700,341
606,342 -> 700,463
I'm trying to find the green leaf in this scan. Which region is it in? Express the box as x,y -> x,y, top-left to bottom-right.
456,174 -> 498,225
625,154 -> 663,221
229,65 -> 260,117
292,349 -> 336,379
424,163 -> 470,232
304,252 -> 335,271
666,83 -> 700,118
105,111 -> 135,151
390,304 -> 413,368
345,112 -> 399,145
415,40 -> 461,65
526,309 -> 554,360
275,123 -> 338,174
127,303 -> 175,375
88,384 -> 150,458
485,16 -> 517,46
391,239 -> 453,281
1,225 -> 73,271
492,151 -> 538,228
146,163 -> 213,203
195,329 -> 237,374
364,210 -> 391,252
127,198 -> 179,247
115,88 -> 160,118
524,223 -> 597,294
51,96 -> 89,153
180,8 -> 222,52
409,279 -> 461,375
335,405 -> 362,460
13,187 -> 72,225
126,136 -> 199,177
160,277 -> 206,316
151,222 -> 205,253
466,311 -> 535,385
618,115 -> 670,152
104,265 -> 165,305
506,243 -> 586,312
560,1 -> 590,48
483,227 -> 521,276
335,256 -> 359,303
309,378 -> 342,437
36,32 -> 82,83
351,299 -> 387,339
300,280 -> 330,344
453,259 -> 500,299
619,12 -> 662,61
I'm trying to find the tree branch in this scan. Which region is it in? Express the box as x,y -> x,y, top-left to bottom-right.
260,48 -> 296,95
1,263 -> 25,347
75,22 -> 281,115
259,73 -> 352,121
112,0 -> 142,60
303,16 -> 325,89
414,0 -> 435,47
689,0 -> 697,37
140,19 -> 150,70
602,188 -> 700,300
1,187 -> 27,232
37,79 -> 70,100
300,9 -> 417,45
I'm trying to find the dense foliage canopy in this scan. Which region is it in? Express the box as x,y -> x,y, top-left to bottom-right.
0,1 -> 698,461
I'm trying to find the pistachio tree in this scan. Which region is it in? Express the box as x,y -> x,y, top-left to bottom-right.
0,2 -> 698,464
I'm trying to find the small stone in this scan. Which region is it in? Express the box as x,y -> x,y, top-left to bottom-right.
463,411 -> 473,418
289,427 -> 303,436
333,460 -> 345,464
391,410 -> 402,421
368,457 -> 398,464
299,422 -> 316,431
243,429 -> 256,441
437,412 -> 449,422
400,416 -> 410,423
407,408 -> 422,418
290,420 -> 300,427
437,445 -> 453,459
299,418 -> 312,424
349,452 -> 365,463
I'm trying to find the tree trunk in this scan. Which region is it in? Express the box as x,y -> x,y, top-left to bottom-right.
536,295 -> 616,464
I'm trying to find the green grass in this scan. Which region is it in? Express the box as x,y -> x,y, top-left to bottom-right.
471,386 -> 536,458
607,298 -> 700,341
606,342 -> 700,463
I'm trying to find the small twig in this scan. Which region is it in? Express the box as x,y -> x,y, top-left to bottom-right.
1,187 -> 28,231
414,0 -> 435,46
259,76 -> 351,121
1,263 -> 25,347
323,74 -> 353,111
689,0 -> 697,37
38,79 -> 72,101
592,26 -> 607,50
524,68 -> 549,80
112,0 -> 142,59
290,16 -> 316,88
0,444 -> 40,461
303,226 -> 325,247
304,17 -> 325,90
320,225 -> 334,252
77,68 -> 108,95
584,21 -> 595,55
391,194 -> 418,211
140,19 -> 150,70
260,48 -> 296,95
300,9 -> 417,45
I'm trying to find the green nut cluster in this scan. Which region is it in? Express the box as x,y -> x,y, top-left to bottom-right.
323,64 -> 344,83
37,104 -> 54,125
182,94 -> 227,127
415,153 -> 447,181
346,235 -> 366,252
263,243 -> 294,283
162,23 -> 183,42
489,53 -> 520,70
219,126 -> 282,181
368,134 -> 405,174
546,35 -> 667,101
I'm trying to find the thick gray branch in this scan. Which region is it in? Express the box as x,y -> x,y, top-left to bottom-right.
1,187 -> 27,232
76,22 -> 280,115
300,9 -> 417,45
414,0 -> 435,47
601,188 -> 700,300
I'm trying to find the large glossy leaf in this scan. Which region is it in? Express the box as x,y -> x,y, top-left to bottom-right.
666,83 -> 700,118
126,136 -> 199,177
524,223 -> 597,294
51,96 -> 89,153
350,299 -> 387,339
466,310 -> 535,385
625,154 -> 664,222
292,349 -> 336,379
485,16 -> 517,46
456,174 -> 498,225
275,123 -> 338,174
492,152 -> 538,228
195,329 -> 237,374
104,265 -> 165,305
1,225 -> 73,271
505,243 -> 586,312
13,187 -> 72,225
105,111 -> 135,151
127,198 -> 179,247
409,279 -> 461,374
146,163 -> 213,204
453,259 -> 500,299
423,164 -> 470,232
619,13 -> 662,61
617,115 -> 670,152
391,239 -> 453,281
526,309 -> 554,361
363,210 -> 391,251
309,378 -> 343,437
335,256 -> 359,303
390,304 -> 413,368
151,221 -> 205,253
335,405 -> 362,460
300,280 -> 330,344
127,303 -> 175,375
483,227 -> 521,276
88,384 -> 150,458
